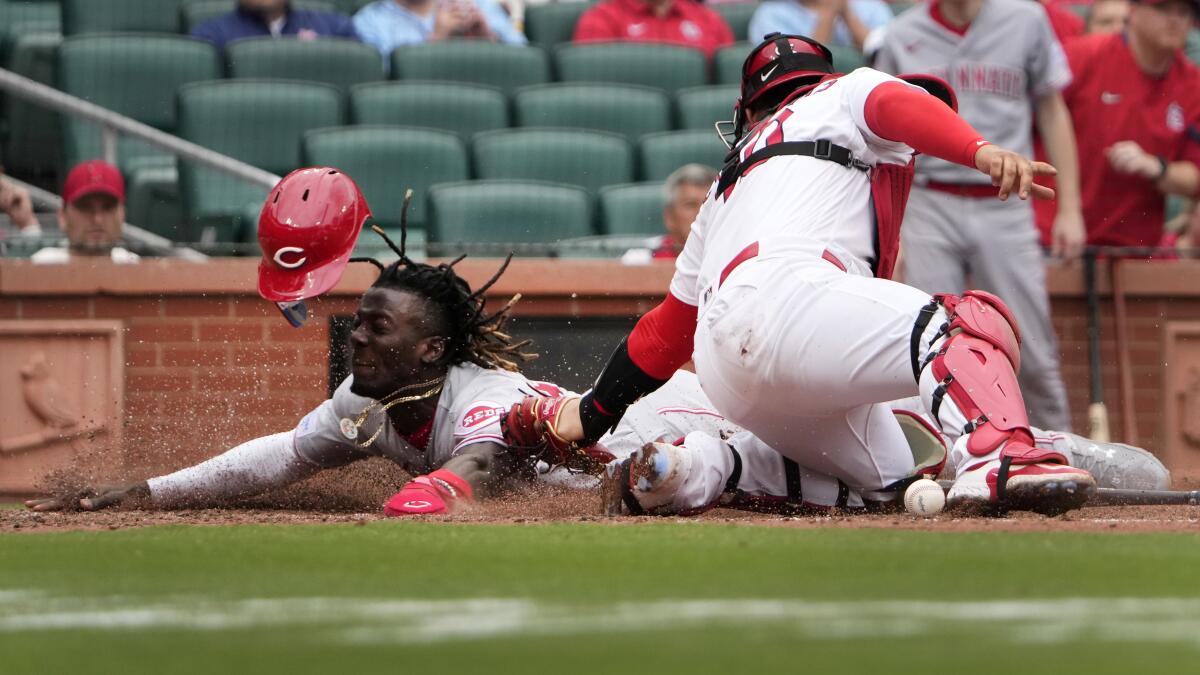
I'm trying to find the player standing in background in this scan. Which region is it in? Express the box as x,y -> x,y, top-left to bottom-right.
1059,0 -> 1200,250
505,34 -> 1096,516
874,0 -> 1081,432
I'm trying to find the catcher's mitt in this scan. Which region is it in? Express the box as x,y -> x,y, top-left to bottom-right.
502,395 -> 614,474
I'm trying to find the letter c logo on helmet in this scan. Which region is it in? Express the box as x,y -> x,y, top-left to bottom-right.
256,167 -> 371,303
272,246 -> 307,269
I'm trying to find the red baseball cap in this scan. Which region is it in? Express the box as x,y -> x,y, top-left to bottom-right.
62,160 -> 125,205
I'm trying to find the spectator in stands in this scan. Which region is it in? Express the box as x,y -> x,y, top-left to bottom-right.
31,161 -> 138,265
748,0 -> 892,50
574,0 -> 734,60
1061,0 -> 1200,250
354,0 -> 526,59
622,163 -> 716,264
1086,0 -> 1132,33
1,173 -> 40,236
190,0 -> 359,50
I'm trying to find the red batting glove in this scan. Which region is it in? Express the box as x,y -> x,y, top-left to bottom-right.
383,469 -> 474,517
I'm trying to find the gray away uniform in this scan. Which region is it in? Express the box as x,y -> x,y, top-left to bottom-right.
874,0 -> 1072,430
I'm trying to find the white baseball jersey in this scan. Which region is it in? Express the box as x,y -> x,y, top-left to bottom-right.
873,0 -> 1071,183
291,365 -> 740,475
671,67 -> 923,306
292,363 -> 567,474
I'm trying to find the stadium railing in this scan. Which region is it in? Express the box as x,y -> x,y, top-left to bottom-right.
0,64 -> 282,258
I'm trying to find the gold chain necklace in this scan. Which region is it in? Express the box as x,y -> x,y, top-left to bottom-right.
342,375 -> 446,448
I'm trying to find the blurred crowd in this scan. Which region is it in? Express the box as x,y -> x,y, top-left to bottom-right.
2,0 -> 1198,261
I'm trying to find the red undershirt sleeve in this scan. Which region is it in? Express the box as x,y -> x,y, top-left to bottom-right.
626,293 -> 698,379
864,81 -> 989,169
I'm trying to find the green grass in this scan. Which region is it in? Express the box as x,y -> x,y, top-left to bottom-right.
2,522 -> 1199,674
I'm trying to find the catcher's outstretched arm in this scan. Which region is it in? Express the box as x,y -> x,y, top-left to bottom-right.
577,293 -> 698,441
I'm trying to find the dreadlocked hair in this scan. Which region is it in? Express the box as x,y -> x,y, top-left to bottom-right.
348,190 -> 536,372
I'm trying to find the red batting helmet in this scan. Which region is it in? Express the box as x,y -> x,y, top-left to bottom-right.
257,167 -> 370,303
722,33 -> 834,145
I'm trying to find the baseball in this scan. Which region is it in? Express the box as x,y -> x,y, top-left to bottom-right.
904,479 -> 946,517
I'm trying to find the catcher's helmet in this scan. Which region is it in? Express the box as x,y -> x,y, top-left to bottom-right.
721,33 -> 834,146
257,167 -> 370,303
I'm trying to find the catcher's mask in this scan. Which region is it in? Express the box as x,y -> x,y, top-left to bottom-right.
257,167 -> 371,325
717,33 -> 834,149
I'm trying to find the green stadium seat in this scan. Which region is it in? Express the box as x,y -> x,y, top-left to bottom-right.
350,81 -> 508,138
524,2 -> 594,49
177,80 -> 344,242
427,180 -> 595,250
555,43 -> 708,93
302,125 -> 468,230
58,35 -> 220,237
0,0 -> 60,160
182,1 -> 341,34
2,32 -> 62,176
1188,29 -> 1200,65
513,83 -> 671,143
715,42 -> 750,85
598,182 -> 665,237
391,41 -> 550,93
0,0 -> 60,58
59,35 -> 220,169
472,128 -> 634,193
676,85 -> 739,130
829,44 -> 866,73
125,165 -> 185,240
714,2 -> 758,43
227,37 -> 382,91
638,130 -> 726,181
63,0 -> 187,35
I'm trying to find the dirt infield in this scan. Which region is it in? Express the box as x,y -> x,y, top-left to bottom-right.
4,483 -> 1198,534
3,456 -> 1195,534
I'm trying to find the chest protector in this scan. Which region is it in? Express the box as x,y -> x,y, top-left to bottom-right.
716,141 -> 916,280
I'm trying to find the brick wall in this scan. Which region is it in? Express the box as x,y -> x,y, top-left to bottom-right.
2,258 -> 1198,482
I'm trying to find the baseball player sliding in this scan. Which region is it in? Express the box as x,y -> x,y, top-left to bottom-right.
505,33 -> 1098,516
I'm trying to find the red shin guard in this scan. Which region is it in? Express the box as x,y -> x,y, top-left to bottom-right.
929,292 -> 1065,465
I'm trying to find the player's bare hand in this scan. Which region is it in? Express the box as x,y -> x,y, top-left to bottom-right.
1051,209 -> 1086,260
1105,141 -> 1160,180
24,482 -> 150,512
974,144 -> 1056,201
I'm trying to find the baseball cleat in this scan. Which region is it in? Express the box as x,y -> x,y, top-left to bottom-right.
1058,433 -> 1171,491
947,460 -> 1096,515
599,442 -> 692,516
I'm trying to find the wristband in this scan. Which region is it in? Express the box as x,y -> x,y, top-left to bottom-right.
1154,156 -> 1169,181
